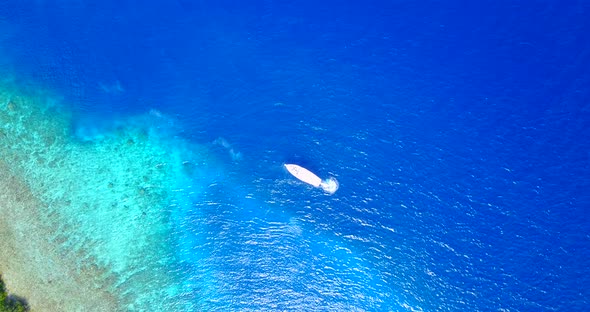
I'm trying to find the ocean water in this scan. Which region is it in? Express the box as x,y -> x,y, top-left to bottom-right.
0,1 -> 588,311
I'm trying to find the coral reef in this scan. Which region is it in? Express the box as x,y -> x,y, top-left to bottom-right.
0,79 -> 216,311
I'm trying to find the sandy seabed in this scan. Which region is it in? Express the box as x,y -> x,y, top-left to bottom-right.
0,83 -> 118,311
0,160 -> 118,311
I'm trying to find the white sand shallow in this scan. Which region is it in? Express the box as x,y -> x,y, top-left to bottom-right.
0,161 -> 119,311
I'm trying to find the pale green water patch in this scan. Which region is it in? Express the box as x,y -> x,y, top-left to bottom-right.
0,82 -> 215,310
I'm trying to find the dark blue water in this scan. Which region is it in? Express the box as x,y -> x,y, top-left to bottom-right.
1,1 -> 589,310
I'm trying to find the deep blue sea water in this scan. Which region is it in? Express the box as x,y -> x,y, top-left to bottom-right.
1,1 -> 589,311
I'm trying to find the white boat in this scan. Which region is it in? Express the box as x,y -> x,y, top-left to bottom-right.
284,164 -> 339,194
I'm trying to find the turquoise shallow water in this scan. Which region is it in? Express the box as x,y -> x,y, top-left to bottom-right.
0,81 -> 217,310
